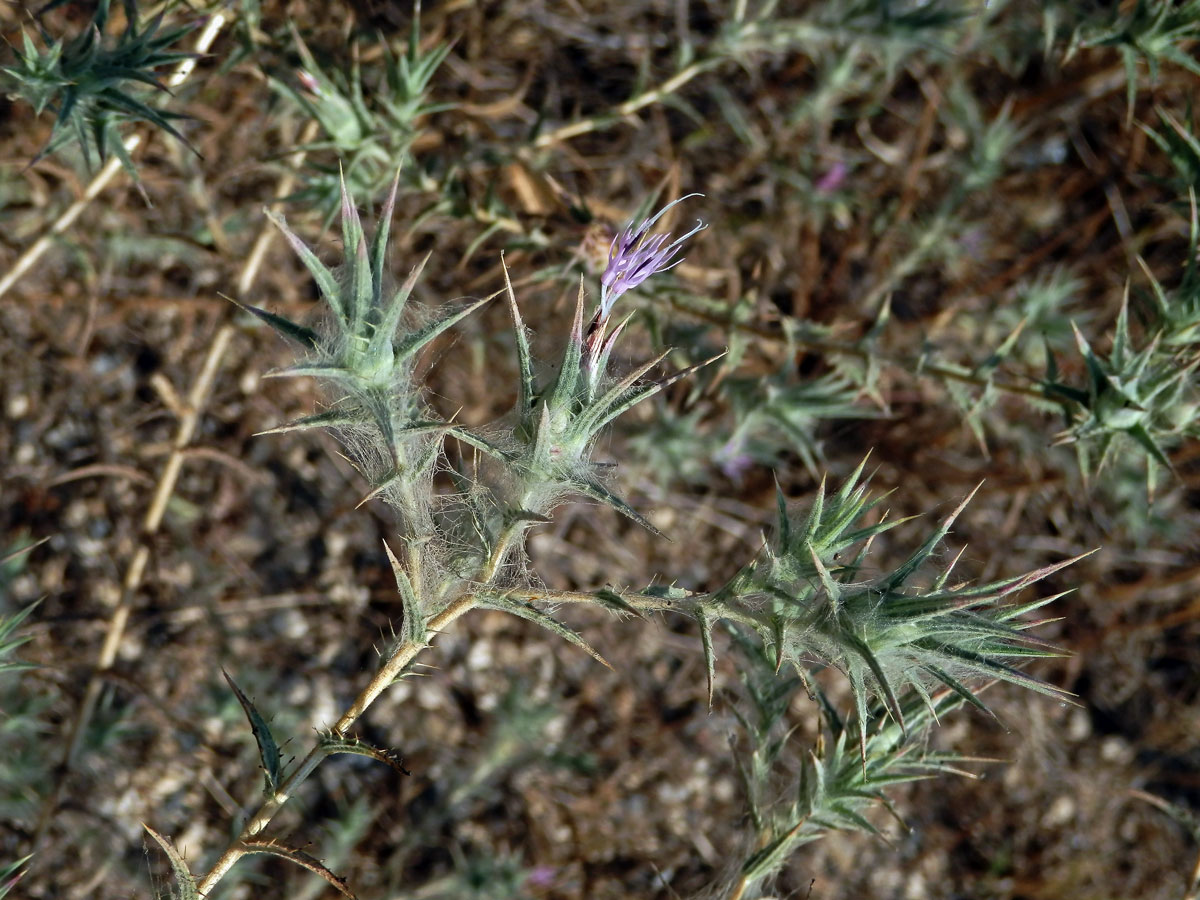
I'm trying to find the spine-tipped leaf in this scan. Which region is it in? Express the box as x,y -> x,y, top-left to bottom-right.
318,731 -> 411,776
240,840 -> 357,899
143,825 -> 199,900
222,670 -> 284,796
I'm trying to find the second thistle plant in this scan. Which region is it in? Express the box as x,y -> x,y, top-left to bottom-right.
269,17 -> 450,224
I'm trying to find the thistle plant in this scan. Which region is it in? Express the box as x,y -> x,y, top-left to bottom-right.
163,186 -> 717,894
1044,296 -> 1200,493
268,15 -> 449,225
1,0 -> 198,184
135,175 -> 1090,899
1071,0 -> 1200,120
9,0 -> 1200,893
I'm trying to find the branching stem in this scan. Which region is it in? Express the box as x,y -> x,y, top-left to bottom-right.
198,484 -> 552,891
196,593 -> 477,894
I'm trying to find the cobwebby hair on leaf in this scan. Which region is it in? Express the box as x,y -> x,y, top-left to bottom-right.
146,179 -> 1081,900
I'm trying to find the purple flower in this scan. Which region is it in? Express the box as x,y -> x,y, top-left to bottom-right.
526,865 -> 558,888
599,193 -> 706,319
715,435 -> 754,481
814,161 -> 847,195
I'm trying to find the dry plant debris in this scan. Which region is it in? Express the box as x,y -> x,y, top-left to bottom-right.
1,1 -> 1200,899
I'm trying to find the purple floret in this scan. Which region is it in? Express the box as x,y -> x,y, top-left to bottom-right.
598,193 -> 706,319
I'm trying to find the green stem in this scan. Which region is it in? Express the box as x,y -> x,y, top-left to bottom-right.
197,481 -> 548,892
195,594 -> 476,894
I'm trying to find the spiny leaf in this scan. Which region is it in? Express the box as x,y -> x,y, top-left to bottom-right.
545,279 -> 587,411
143,825 -> 199,900
371,251 -> 432,363
256,409 -> 362,436
318,731 -> 411,776
930,643 -> 1071,701
447,425 -> 514,462
222,669 -> 283,796
579,349 -> 671,433
0,600 -> 40,676
922,663 -> 996,719
573,477 -> 665,538
877,484 -> 980,593
741,818 -> 806,882
696,605 -> 717,707
502,253 -> 535,424
392,293 -> 494,363
593,588 -> 646,619
370,169 -> 401,305
338,171 -> 369,330
531,401 -> 554,470
0,853 -> 31,900
265,209 -> 345,324
382,540 -> 426,646
261,363 -> 354,381
240,840 -> 357,899
224,295 -> 320,350
479,593 -> 611,669
841,629 -> 905,738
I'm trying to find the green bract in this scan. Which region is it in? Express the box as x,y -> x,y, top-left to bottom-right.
240,173 -> 488,471
500,270 -> 715,537
233,172 -> 491,623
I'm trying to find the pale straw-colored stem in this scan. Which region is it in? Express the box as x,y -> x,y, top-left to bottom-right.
0,11 -> 227,300
31,323 -> 233,851
531,57 -> 719,149
196,594 -> 477,893
197,482 -> 544,892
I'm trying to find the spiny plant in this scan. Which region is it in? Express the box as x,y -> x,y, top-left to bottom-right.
693,460 -> 1083,737
1071,0 -> 1200,121
1143,107 -> 1200,202
1,0 -> 198,188
141,176 -> 1084,898
722,628 -> 985,899
1044,295 -> 1200,495
268,14 -> 449,226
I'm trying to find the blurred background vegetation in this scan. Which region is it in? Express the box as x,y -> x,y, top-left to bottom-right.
1,0 -> 1199,897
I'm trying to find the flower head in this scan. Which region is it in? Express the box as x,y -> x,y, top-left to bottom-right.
814,161 -> 848,195
599,193 -> 706,320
